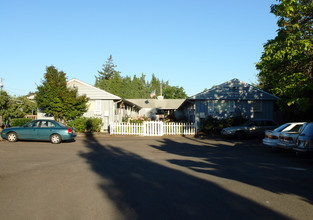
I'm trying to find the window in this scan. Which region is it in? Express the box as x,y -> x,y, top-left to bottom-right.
208,100 -> 235,113
289,124 -> 303,132
25,121 -> 40,128
95,100 -> 101,113
208,101 -> 214,112
40,121 -> 56,128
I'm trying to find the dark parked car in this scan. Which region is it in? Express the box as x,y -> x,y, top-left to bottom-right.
1,119 -> 76,144
221,119 -> 278,138
293,122 -> 313,153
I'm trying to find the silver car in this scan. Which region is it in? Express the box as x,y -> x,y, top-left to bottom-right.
263,122 -> 305,148
221,119 -> 278,139
276,123 -> 306,150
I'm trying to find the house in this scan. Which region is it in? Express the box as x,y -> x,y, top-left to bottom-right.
127,96 -> 186,120
38,79 -> 141,131
181,78 -> 279,128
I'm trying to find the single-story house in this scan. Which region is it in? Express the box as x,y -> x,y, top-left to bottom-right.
127,96 -> 186,120
38,79 -> 141,131
180,78 -> 279,128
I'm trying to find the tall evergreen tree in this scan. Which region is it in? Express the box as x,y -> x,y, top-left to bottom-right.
36,66 -> 89,122
95,55 -> 188,99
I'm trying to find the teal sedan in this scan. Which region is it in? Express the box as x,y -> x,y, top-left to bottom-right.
1,119 -> 76,144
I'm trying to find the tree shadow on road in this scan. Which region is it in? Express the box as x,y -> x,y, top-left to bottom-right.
80,134 -> 291,220
152,136 -> 313,206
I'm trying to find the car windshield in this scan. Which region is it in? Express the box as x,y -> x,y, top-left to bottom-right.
274,123 -> 290,132
243,121 -> 254,126
301,123 -> 313,136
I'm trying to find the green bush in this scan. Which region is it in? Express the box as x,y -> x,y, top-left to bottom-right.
86,117 -> 103,132
11,118 -> 33,127
201,115 -> 248,134
68,117 -> 103,133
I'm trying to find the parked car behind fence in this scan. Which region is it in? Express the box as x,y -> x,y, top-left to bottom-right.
221,119 -> 278,139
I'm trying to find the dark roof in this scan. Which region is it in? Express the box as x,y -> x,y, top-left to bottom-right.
189,78 -> 279,101
126,99 -> 186,110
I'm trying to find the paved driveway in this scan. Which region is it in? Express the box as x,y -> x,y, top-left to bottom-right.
1,136 -> 313,220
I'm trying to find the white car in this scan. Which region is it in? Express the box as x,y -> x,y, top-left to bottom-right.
276,124 -> 306,150
262,122 -> 305,147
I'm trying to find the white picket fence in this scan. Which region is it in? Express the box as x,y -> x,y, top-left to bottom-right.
110,121 -> 195,136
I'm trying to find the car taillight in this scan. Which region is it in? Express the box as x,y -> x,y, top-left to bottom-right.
269,135 -> 278,139
265,134 -> 268,138
67,128 -> 72,133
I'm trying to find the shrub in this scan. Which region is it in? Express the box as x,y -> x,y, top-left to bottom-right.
122,115 -> 151,124
10,118 -> 32,127
68,117 -> 103,133
86,117 -> 103,132
201,115 -> 248,134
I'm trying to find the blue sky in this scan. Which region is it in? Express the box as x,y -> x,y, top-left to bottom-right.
0,0 -> 278,97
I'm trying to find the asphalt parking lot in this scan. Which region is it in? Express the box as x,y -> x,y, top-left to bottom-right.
1,135 -> 313,220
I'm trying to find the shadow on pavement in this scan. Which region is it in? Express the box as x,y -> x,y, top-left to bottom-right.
152,137 -> 313,205
80,134 -> 291,220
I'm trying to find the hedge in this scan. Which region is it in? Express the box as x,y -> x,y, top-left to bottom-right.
10,118 -> 33,127
68,117 -> 103,133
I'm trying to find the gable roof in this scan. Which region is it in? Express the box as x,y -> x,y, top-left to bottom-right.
67,79 -> 121,100
189,78 -> 279,101
126,99 -> 186,110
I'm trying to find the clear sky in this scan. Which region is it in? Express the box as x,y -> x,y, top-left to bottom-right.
0,0 -> 278,97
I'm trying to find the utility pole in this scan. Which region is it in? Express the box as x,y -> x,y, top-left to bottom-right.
0,78 -> 3,93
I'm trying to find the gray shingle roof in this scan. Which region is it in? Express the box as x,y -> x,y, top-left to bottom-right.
67,79 -> 121,100
189,78 -> 279,101
126,99 -> 186,110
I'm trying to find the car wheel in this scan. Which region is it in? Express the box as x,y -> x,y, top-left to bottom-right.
7,132 -> 18,142
235,131 -> 246,139
50,134 -> 61,144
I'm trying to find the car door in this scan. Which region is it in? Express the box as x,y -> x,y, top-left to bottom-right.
17,120 -> 41,139
36,120 -> 56,140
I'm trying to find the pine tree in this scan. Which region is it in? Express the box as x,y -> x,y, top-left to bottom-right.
36,66 -> 89,122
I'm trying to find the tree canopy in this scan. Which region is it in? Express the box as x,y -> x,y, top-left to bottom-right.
256,0 -> 313,119
95,55 -> 188,99
0,92 -> 37,127
36,66 -> 89,122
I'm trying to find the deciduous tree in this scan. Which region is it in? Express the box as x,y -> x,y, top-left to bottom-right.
256,0 -> 313,119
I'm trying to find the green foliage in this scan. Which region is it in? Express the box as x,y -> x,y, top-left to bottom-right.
0,92 -> 35,127
17,96 -> 37,115
68,117 -> 103,133
95,55 -> 188,99
256,0 -> 313,119
201,116 -> 248,134
0,91 -> 10,124
35,66 -> 89,122
11,118 -> 32,127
